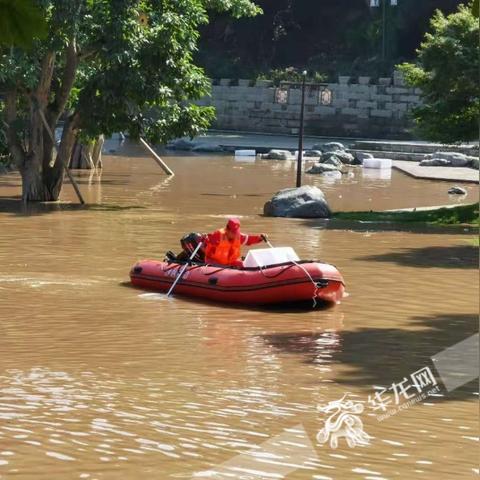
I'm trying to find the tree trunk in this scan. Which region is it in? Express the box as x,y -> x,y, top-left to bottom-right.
20,152 -> 45,202
68,135 -> 104,170
92,135 -> 104,168
42,114 -> 79,200
18,149 -> 64,202
16,113 -> 79,202
41,154 -> 65,201
69,141 -> 82,169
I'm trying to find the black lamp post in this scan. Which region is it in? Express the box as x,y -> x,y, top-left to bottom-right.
296,70 -> 307,188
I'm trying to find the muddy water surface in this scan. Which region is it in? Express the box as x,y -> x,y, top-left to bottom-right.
0,145 -> 478,479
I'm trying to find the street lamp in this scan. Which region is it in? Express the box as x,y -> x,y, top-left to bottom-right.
296,70 -> 307,188
370,0 -> 398,61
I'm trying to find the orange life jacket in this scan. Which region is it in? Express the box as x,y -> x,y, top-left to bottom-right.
205,228 -> 241,265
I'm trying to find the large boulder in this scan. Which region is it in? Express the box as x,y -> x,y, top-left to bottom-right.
323,156 -> 343,167
350,151 -> 373,165
320,152 -> 351,167
306,163 -> 340,174
313,142 -> 346,153
429,151 -> 470,167
303,150 -> 323,158
260,149 -> 295,160
263,185 -> 331,218
322,150 -> 356,165
419,158 -> 451,167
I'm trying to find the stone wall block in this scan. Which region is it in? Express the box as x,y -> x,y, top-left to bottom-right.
357,101 -> 377,109
386,87 -> 409,95
255,79 -> 273,87
331,98 -> 348,108
316,106 -> 336,116
371,94 -> 392,102
371,109 -> 393,118
341,107 -> 362,116
399,95 -> 420,103
379,77 -> 392,86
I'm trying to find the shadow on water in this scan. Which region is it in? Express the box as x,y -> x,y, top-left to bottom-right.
357,245 -> 479,269
260,313 -> 478,401
0,197 -> 145,217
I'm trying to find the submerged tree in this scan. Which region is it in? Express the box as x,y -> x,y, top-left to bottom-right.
398,3 -> 479,143
0,0 -> 260,202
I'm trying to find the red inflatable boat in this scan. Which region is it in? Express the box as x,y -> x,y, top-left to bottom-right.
130,259 -> 345,306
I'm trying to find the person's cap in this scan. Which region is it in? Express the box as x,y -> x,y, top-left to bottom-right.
226,217 -> 241,232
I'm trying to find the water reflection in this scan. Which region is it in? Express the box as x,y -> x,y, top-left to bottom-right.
260,330 -> 342,364
362,168 -> 392,181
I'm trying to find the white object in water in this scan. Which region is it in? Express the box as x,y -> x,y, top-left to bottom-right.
322,170 -> 343,184
244,247 -> 300,268
294,150 -> 313,158
234,149 -> 256,156
363,158 -> 392,169
362,168 -> 392,180
234,158 -> 255,163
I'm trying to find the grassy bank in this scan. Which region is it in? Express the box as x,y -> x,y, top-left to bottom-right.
333,203 -> 479,227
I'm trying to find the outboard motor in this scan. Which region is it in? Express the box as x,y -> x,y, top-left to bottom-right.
178,232 -> 205,263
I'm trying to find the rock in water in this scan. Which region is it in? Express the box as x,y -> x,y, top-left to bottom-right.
263,185 -> 331,218
306,163 -> 340,174
303,150 -> 323,158
448,186 -> 467,195
313,142 -> 345,153
322,150 -> 355,165
419,158 -> 451,167
430,151 -> 470,167
322,154 -> 343,168
260,149 -> 295,160
351,151 -> 373,165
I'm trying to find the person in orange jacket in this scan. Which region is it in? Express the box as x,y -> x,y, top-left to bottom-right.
203,218 -> 267,267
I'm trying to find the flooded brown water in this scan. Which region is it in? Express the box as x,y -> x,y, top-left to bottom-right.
0,143 -> 478,479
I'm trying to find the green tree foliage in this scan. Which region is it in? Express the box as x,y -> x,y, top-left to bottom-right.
0,0 -> 260,202
472,0 -> 479,16
0,0 -> 47,47
398,4 -> 479,143
256,67 -> 326,86
197,0 -> 463,79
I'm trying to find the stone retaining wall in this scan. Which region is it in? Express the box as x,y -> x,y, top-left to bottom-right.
197,72 -> 422,139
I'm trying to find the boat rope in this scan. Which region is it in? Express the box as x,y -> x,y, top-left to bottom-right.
290,260 -> 320,308
258,263 -> 296,279
204,266 -> 232,275
259,260 -> 320,308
